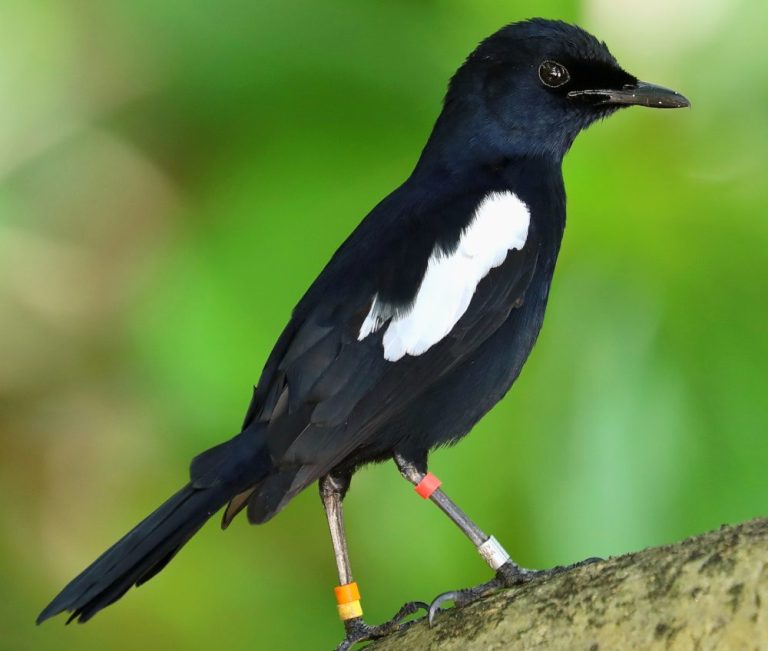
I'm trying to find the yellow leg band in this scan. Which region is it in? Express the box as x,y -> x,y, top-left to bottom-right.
337,600 -> 363,620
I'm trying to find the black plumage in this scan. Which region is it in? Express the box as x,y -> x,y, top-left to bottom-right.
38,18 -> 688,636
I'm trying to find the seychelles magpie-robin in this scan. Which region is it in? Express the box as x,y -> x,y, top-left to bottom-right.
38,18 -> 689,650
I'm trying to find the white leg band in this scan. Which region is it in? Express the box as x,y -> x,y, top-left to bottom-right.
477,535 -> 511,570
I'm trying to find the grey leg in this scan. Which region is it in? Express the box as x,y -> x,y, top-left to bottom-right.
393,453 -> 593,624
320,474 -> 354,587
320,473 -> 428,650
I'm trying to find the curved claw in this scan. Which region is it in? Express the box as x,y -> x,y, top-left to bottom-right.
423,555 -> 605,632
334,601 -> 429,650
428,591 -> 460,626
579,556 -> 603,566
543,555 -> 603,580
391,599 -> 430,623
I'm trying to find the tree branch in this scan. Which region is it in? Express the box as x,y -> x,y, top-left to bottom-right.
372,518 -> 768,650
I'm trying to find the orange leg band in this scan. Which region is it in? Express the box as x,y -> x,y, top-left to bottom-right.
335,582 -> 363,620
414,472 -> 441,499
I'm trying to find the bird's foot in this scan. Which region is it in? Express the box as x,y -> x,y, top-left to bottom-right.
426,561 -> 539,625
427,556 -> 602,625
334,601 -> 429,651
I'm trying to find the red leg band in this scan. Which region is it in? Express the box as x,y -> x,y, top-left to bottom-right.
415,472 -> 441,499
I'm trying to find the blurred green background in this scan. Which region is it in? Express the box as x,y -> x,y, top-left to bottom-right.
2,0 -> 766,649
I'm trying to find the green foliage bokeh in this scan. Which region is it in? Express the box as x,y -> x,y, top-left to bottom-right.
2,1 -> 766,649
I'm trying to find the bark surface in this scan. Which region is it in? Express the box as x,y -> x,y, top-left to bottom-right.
372,518 -> 768,650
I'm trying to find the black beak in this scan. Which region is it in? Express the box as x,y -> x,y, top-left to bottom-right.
568,81 -> 690,109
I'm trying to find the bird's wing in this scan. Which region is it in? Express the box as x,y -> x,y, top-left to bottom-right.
243,187 -> 540,471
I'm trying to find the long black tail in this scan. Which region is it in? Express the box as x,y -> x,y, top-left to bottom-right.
37,483 -> 230,624
38,423 -> 272,624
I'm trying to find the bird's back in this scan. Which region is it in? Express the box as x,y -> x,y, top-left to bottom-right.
201,158 -> 567,522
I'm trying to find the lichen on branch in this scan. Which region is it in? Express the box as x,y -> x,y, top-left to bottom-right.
372,519 -> 768,650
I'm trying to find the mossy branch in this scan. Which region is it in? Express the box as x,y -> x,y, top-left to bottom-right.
372,518 -> 768,650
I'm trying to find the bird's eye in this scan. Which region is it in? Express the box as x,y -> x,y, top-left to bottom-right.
538,60 -> 570,88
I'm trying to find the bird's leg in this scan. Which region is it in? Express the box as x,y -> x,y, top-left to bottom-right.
320,473 -> 427,651
393,453 -> 595,624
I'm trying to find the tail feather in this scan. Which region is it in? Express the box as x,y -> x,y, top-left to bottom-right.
37,483 -> 228,624
39,423 -> 274,624
190,423 -> 271,488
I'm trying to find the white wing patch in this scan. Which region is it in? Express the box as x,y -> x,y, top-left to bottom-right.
358,190 -> 530,362
358,295 -> 395,341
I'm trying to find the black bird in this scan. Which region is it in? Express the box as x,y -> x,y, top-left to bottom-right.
38,18 -> 689,650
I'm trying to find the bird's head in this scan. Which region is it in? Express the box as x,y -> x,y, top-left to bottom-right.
434,19 -> 689,163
